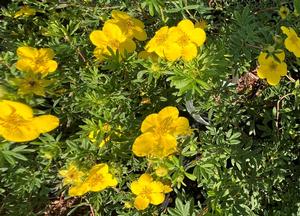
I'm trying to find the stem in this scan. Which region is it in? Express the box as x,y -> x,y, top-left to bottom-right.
286,74 -> 296,83
276,93 -> 294,132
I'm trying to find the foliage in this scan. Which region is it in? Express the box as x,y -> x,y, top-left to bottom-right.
1,0 -> 300,216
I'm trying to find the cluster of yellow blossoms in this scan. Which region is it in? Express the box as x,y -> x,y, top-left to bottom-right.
90,10 -> 147,61
132,106 -> 190,158
16,46 -> 58,76
257,26 -> 300,85
0,38 -> 59,142
59,163 -> 117,196
0,100 -> 59,142
13,46 -> 58,96
130,173 -> 172,210
145,20 -> 206,61
128,106 -> 190,210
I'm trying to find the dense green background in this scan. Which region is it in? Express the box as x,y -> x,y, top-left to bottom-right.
0,0 -> 299,215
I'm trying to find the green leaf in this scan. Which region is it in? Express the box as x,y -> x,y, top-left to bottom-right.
295,0 -> 300,13
185,172 -> 197,181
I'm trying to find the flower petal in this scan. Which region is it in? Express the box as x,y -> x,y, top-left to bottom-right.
17,46 -> 38,59
163,185 -> 173,193
177,19 -> 194,33
277,62 -> 287,76
173,117 -> 190,136
132,132 -> 157,157
31,115 -> 59,133
139,173 -> 153,184
105,175 -> 118,187
38,48 -> 55,60
266,74 -> 281,86
164,42 -> 182,61
141,113 -> 158,133
0,101 -> 13,117
134,28 -> 147,41
111,10 -> 130,20
103,23 -> 126,42
149,193 -> 165,205
1,124 -> 40,142
158,106 -> 179,120
257,65 -> 267,79
69,183 -> 89,197
16,59 -> 34,72
285,38 -> 300,57
182,43 -> 198,61
131,180 -> 142,195
120,39 -> 136,54
89,163 -> 109,174
2,100 -> 33,119
134,196 -> 150,210
159,134 -> 177,157
190,28 -> 206,46
90,30 -> 108,47
150,181 -> 164,193
45,60 -> 58,73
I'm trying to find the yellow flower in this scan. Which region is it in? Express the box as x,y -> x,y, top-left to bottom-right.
84,163 -> 118,192
279,6 -> 289,20
69,182 -> 89,197
0,100 -> 59,142
88,123 -> 111,147
257,51 -> 287,85
166,20 -> 206,61
107,10 -> 147,41
145,26 -> 171,58
14,6 -> 36,18
132,106 -> 190,158
59,164 -> 85,186
155,165 -> 168,177
195,19 -> 207,30
130,173 -> 172,210
90,22 -> 136,60
12,75 -> 54,96
281,26 -> 300,57
16,46 -> 58,75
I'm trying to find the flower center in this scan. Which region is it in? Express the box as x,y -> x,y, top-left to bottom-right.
28,80 -> 37,87
35,58 -> 46,65
290,35 -> 298,43
156,33 -> 168,45
126,19 -> 134,28
89,173 -> 104,186
178,33 -> 190,46
0,112 -> 28,130
109,39 -> 120,50
141,186 -> 153,196
269,62 -> 278,71
157,117 -> 174,134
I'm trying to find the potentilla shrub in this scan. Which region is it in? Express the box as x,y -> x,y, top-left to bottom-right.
0,1 -> 299,216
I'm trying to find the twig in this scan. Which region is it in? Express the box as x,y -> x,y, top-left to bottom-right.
276,93 -> 294,131
254,7 -> 277,15
245,43 -> 263,50
286,74 -> 296,83
84,199 -> 95,216
77,48 -> 86,62
89,204 -> 95,216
